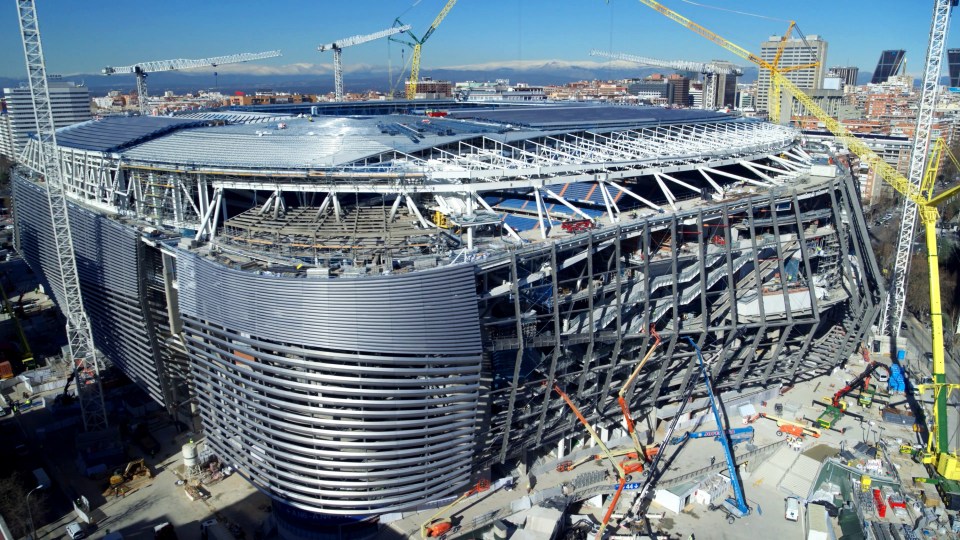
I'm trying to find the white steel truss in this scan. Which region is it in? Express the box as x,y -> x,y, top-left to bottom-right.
16,0 -> 107,431
881,0 -> 953,338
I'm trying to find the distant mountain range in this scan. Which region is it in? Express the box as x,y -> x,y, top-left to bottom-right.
0,60 -> 924,97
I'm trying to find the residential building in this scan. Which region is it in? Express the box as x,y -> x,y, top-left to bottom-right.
627,73 -> 689,106
405,78 -> 453,99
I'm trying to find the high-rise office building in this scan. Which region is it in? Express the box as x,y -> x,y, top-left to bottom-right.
870,50 -> 906,84
711,60 -> 740,108
1,81 -> 91,161
948,48 -> 960,88
757,34 -> 829,121
0,99 -> 13,162
829,66 -> 859,87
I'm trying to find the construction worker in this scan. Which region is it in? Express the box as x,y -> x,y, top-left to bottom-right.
710,456 -> 716,466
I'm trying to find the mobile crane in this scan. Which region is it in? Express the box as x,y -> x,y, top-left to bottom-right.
420,479 -> 490,538
816,359 -> 891,429
687,337 -> 749,523
636,0 -> 960,505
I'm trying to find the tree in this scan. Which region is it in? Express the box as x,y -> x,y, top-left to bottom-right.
0,472 -> 48,539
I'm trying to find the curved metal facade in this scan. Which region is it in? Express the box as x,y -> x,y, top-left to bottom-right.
177,253 -> 483,514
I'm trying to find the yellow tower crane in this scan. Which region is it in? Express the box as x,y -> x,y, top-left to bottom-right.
635,0 -> 960,506
768,21 -> 820,124
393,0 -> 458,100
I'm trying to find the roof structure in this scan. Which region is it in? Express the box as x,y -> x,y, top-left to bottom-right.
55,116 -> 208,153
447,105 -> 728,129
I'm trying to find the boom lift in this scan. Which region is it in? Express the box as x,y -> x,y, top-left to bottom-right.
102,50 -> 282,115
393,0 -> 458,99
318,26 -> 411,102
760,413 -> 821,439
16,0 -> 108,431
816,359 -> 891,429
669,427 -> 754,446
616,326 -> 661,455
635,0 -> 960,503
420,479 -> 490,538
687,338 -> 749,523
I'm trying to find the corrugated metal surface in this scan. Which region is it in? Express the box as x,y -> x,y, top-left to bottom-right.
13,174 -> 164,403
177,250 -> 484,514
177,251 -> 482,355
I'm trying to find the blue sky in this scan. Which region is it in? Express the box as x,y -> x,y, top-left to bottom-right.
0,0 -> 956,79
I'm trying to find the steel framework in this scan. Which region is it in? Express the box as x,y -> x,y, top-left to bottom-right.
881,0 -> 954,338
16,0 -> 107,431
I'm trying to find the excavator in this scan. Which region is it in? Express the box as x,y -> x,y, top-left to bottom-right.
421,479 -> 490,538
816,356 -> 891,429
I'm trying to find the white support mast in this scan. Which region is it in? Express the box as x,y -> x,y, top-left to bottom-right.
16,0 -> 107,431
880,0 -> 954,338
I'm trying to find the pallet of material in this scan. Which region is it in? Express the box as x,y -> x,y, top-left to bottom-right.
184,484 -> 210,501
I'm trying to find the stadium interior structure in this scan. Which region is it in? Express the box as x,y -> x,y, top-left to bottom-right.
12,101 -> 883,537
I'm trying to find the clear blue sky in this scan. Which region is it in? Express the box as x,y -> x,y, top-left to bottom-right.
0,0 -> 956,79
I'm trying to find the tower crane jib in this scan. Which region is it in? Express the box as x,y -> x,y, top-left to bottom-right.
102,50 -> 282,115
318,26 -> 411,101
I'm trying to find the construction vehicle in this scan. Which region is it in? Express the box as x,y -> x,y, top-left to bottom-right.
420,479 -> 490,538
636,0 -> 960,506
103,459 -> 152,498
687,338 -> 749,523
760,413 -> 821,439
669,427 -> 754,446
102,51 -> 281,115
318,26 -> 411,101
393,0 -> 458,100
816,360 -> 891,429
616,326 -> 662,455
556,446 -> 659,473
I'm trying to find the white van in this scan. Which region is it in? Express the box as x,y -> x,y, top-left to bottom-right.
785,496 -> 800,521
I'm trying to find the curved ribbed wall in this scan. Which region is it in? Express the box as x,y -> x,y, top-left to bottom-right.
13,175 -> 166,402
176,252 -> 483,514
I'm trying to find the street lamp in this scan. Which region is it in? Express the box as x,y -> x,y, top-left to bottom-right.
26,483 -> 45,540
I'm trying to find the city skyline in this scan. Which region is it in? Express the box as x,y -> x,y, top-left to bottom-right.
0,0 -> 956,81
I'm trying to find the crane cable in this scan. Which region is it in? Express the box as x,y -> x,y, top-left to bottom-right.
678,0 -> 790,22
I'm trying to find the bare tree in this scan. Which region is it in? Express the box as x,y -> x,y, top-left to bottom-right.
0,473 -> 48,539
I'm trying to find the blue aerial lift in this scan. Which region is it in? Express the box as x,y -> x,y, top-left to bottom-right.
668,427 -> 754,446
686,337 -> 750,523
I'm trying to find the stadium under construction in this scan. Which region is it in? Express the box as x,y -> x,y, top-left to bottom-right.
11,101 -> 883,538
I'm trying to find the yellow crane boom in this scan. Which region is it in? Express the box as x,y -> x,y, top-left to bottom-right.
401,0 -> 458,100
635,0 -> 960,479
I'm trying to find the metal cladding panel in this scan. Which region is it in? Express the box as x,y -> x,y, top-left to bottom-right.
13,174 -> 164,402
176,251 -> 482,355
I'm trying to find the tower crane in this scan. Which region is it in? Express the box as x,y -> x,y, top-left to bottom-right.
102,50 -> 282,115
318,25 -> 411,102
880,0 -> 955,340
16,0 -> 107,431
767,22 -> 820,124
590,50 -> 742,109
393,0 -> 458,100
634,0 -> 960,504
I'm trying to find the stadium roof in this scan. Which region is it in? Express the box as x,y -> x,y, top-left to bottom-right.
55,116 -> 209,153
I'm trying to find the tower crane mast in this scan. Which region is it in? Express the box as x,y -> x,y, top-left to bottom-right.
881,0 -> 955,338
590,49 -> 742,109
319,26 -> 410,101
394,0 -> 458,100
16,0 -> 107,431
102,50 -> 282,115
